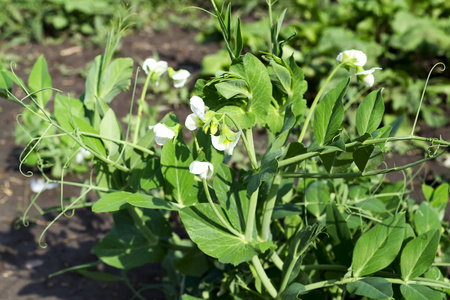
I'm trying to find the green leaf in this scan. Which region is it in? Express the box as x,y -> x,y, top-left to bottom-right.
346,277 -> 393,299
356,89 -> 384,135
400,284 -> 443,300
180,203 -> 260,266
401,229 -> 440,281
326,203 -> 352,265
28,55 -> 52,107
429,184 -> 449,221
174,247 -> 210,277
215,80 -> 250,99
353,145 -> 384,173
161,134 -> 194,205
268,60 -> 291,95
414,202 -> 441,236
99,108 -> 122,157
313,77 -> 349,146
287,55 -> 307,119
140,159 -> 163,190
0,64 -> 14,99
272,203 -> 302,219
84,55 -> 102,110
233,17 -> 243,57
281,283 -> 306,300
72,115 -> 106,157
352,214 -> 405,277
92,191 -> 176,213
99,57 -> 133,103
246,149 -> 280,194
305,181 -> 330,218
214,164 -> 248,232
92,209 -> 170,269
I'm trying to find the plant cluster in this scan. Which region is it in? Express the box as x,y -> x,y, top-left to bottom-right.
199,0 -> 450,131
1,1 -> 450,299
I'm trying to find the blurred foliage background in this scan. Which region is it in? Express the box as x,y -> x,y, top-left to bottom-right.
1,0 -> 449,131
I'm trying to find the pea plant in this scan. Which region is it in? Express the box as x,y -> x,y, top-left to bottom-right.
1,1 -> 450,299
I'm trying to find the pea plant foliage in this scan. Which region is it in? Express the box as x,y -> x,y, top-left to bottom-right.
1,2 -> 450,299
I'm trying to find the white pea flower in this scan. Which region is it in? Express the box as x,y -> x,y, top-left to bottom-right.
149,123 -> 176,146
171,69 -> 190,88
356,67 -> 382,88
142,58 -> 168,76
189,161 -> 214,179
30,178 -> 58,193
336,50 -> 367,67
185,96 -> 206,131
211,129 -> 241,156
76,148 -> 91,163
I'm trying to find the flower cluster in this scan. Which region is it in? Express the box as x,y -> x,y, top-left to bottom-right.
336,50 -> 381,87
149,96 -> 241,179
142,58 -> 190,88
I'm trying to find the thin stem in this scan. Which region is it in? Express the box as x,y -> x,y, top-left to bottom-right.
133,71 -> 153,144
245,129 -> 259,170
298,63 -> 344,143
127,206 -> 158,245
261,175 -> 282,240
245,187 -> 259,241
251,255 -> 278,298
281,150 -> 445,179
202,179 -> 244,239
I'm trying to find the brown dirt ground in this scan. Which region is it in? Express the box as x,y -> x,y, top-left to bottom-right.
0,24 -> 218,300
1,21 -> 450,300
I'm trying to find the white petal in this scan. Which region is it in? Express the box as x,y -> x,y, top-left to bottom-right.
190,96 -> 205,121
30,178 -> 58,193
172,69 -> 190,88
211,135 -> 227,151
361,73 -> 375,87
337,50 -> 367,67
225,131 -> 241,155
356,67 -> 382,75
185,113 -> 202,131
143,58 -> 167,75
150,123 -> 176,146
189,161 -> 214,179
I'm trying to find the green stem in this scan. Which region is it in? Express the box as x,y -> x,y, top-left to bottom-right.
280,135 -> 450,169
133,71 -> 153,144
271,251 -> 284,270
202,179 -> 244,239
281,150 -> 445,179
261,175 -> 282,240
245,187 -> 259,241
298,63 -> 344,143
127,206 -> 158,245
251,255 -> 278,298
244,129 -> 259,170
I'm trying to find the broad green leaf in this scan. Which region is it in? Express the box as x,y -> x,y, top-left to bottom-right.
429,184 -> 449,221
272,203 -> 302,219
99,57 -> 133,103
84,55 -> 101,110
305,181 -> 330,218
313,77 -> 349,146
140,159 -> 163,190
161,134 -> 194,205
346,277 -> 393,299
0,64 -> 14,98
268,60 -> 291,95
99,108 -> 122,157
355,198 -> 386,213
92,209 -> 170,269
400,284 -> 443,300
174,247 -> 210,277
246,149 -> 280,194
214,164 -> 248,232
353,145 -> 384,173
180,203 -> 259,266
356,89 -> 384,135
54,93 -> 85,146
401,229 -> 440,281
72,115 -> 107,157
28,55 -> 52,107
414,202 -> 441,236
215,80 -> 249,99
281,283 -> 306,300
352,214 -> 405,277
287,55 -> 307,119
326,203 -> 352,265
92,191 -> 176,213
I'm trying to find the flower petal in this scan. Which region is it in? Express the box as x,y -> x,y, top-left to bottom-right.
190,96 -> 205,121
336,50 -> 367,67
225,130 -> 241,155
189,161 -> 214,179
172,69 -> 190,88
150,123 -> 176,146
211,135 -> 227,151
355,67 -> 382,75
185,113 -> 202,131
